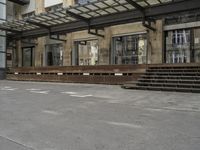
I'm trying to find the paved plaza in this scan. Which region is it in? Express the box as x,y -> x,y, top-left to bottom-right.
0,80 -> 200,150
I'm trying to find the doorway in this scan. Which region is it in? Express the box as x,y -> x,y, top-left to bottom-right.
22,47 -> 34,67
73,40 -> 99,66
165,28 -> 200,63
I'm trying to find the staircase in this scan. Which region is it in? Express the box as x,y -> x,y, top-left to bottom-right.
122,65 -> 200,93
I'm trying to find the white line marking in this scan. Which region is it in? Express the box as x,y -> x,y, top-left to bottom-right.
61,92 -> 77,95
1,88 -> 18,91
26,89 -> 41,91
70,95 -> 93,98
115,73 -> 123,76
104,121 -> 142,128
83,73 -> 90,76
57,73 -> 63,76
42,110 -> 60,115
30,91 -> 49,94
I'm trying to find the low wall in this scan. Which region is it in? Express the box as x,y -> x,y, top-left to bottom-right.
6,65 -> 147,85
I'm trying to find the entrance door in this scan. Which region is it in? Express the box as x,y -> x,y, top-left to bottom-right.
193,28 -> 200,63
22,47 -> 34,67
74,40 -> 99,66
165,29 -> 191,64
112,34 -> 147,65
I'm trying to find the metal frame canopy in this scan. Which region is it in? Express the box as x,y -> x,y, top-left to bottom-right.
8,0 -> 30,5
1,0 -> 199,39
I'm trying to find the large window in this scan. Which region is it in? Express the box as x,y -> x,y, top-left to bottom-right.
45,44 -> 63,66
0,1 -> 6,68
74,40 -> 99,66
165,29 -> 191,63
22,47 -> 34,67
112,34 -> 147,65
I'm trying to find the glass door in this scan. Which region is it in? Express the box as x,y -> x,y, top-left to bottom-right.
112,34 -> 147,65
193,28 -> 200,63
22,47 -> 34,67
74,40 -> 99,66
165,29 -> 191,63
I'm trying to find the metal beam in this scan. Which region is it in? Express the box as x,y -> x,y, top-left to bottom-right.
9,0 -> 200,39
66,10 -> 90,24
26,20 -> 50,30
0,27 -> 21,34
125,0 -> 156,31
8,0 -> 29,5
125,0 -> 144,13
49,34 -> 66,42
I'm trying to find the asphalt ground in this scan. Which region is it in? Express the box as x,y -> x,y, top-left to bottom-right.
0,80 -> 200,150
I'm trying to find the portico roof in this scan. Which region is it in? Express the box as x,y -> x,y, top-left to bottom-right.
0,0 -> 199,39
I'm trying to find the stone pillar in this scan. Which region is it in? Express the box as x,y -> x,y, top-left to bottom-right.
148,19 -> 163,64
35,38 -> 45,67
16,40 -> 22,67
34,0 -> 45,67
63,34 -> 72,66
99,27 -> 112,65
63,0 -> 74,66
63,0 -> 74,6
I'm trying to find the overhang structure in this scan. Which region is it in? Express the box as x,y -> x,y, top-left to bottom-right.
8,0 -> 30,5
1,0 -> 199,40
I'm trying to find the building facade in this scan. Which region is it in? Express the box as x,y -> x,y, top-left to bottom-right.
7,0 -> 164,69
5,0 -> 200,69
0,0 -> 6,79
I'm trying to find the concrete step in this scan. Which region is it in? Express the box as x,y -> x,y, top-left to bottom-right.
146,69 -> 200,72
135,82 -> 200,88
145,72 -> 200,76
138,78 -> 200,84
141,75 -> 200,80
122,84 -> 200,93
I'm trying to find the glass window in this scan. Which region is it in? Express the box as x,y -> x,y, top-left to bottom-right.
193,28 -> 200,63
112,34 -> 147,65
0,36 -> 5,52
22,47 -> 34,67
74,40 -> 99,66
165,29 -> 191,63
0,53 -> 5,68
45,44 -> 63,66
0,35 -> 5,68
0,0 -> 6,3
0,3 -> 6,20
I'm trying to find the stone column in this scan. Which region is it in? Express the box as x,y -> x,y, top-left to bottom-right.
16,40 -> 22,67
98,27 -> 112,65
63,0 -> 74,66
34,0 -> 45,67
148,19 -> 163,64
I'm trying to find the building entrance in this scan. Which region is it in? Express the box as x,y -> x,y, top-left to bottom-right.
74,40 -> 99,66
165,29 -> 200,63
112,34 -> 147,65
22,47 -> 34,67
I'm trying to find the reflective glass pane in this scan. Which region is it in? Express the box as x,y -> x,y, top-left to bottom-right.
0,0 -> 6,3
45,44 -> 63,66
0,3 -> 6,19
165,29 -> 191,63
113,34 -> 147,65
75,40 -> 99,66
0,53 -> 5,68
